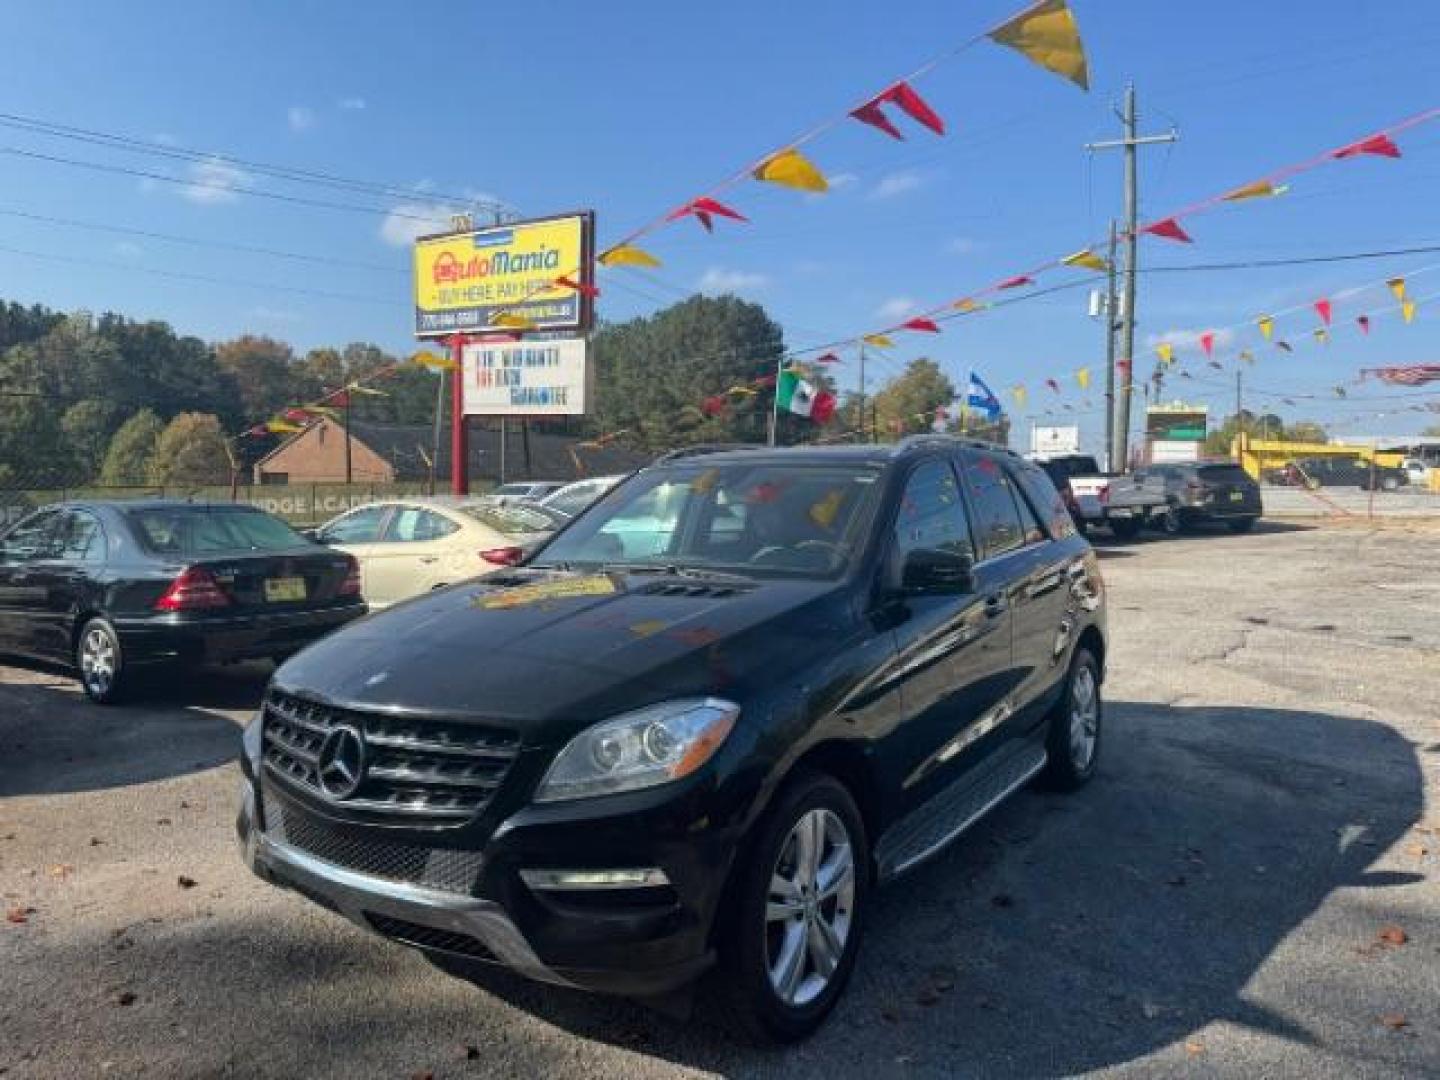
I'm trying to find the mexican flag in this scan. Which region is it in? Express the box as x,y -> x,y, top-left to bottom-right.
776,369 -> 837,423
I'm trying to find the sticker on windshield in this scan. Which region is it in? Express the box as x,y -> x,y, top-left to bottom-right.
474,575 -> 617,610
809,489 -> 844,529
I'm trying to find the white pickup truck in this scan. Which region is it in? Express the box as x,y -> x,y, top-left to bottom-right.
1030,454 -> 1171,539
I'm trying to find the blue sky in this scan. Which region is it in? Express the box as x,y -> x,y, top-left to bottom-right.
3,0 -> 1440,448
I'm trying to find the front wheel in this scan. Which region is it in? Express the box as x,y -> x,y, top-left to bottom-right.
1039,647 -> 1102,791
720,772 -> 868,1042
1160,504 -> 1185,536
76,618 -> 129,704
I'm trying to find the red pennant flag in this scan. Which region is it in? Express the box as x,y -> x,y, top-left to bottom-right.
753,373 -> 777,388
850,81 -> 945,140
328,390 -> 351,408
998,275 -> 1034,290
245,424 -> 269,438
1142,217 -> 1193,243
1045,378 -> 1061,393
1357,315 -> 1371,334
666,196 -> 748,233
555,274 -> 600,298
811,391 -> 838,425
1333,133 -> 1401,160
282,408 -> 315,424
1199,331 -> 1215,357
701,395 -> 727,417
1314,298 -> 1332,325
815,352 -> 841,364
901,317 -> 941,333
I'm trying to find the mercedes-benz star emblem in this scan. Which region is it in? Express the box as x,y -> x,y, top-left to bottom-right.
316,725 -> 367,800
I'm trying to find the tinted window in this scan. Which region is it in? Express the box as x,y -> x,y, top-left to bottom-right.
960,452 -> 1025,559
1197,465 -> 1252,485
54,511 -> 105,563
1016,465 -> 1075,539
129,508 -> 309,554
894,460 -> 973,562
322,505 -> 388,544
1,509 -> 61,559
385,507 -> 459,542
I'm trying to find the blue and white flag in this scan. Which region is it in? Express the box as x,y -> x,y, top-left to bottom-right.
966,371 -> 1002,421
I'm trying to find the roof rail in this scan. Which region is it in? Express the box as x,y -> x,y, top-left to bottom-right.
651,443 -> 768,464
894,434 -> 1017,456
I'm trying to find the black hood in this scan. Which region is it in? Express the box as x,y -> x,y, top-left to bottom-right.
274,569 -> 854,745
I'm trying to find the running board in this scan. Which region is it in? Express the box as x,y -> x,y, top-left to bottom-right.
875,741 -> 1046,881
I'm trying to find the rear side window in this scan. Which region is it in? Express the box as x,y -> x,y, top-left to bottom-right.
321,505 -> 388,544
54,510 -> 105,563
960,452 -> 1026,559
1016,466 -> 1075,539
1,509 -> 61,559
385,507 -> 459,542
894,460 -> 973,562
128,508 -> 309,554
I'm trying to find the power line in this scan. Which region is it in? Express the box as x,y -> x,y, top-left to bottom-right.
0,110 -> 511,213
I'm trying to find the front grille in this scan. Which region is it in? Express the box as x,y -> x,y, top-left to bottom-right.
265,799 -> 483,895
262,689 -> 520,823
365,913 -> 497,961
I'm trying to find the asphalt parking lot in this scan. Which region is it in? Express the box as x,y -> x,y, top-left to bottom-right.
2,520 -> 1437,1078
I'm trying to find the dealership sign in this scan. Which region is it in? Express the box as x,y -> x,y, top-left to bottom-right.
413,213 -> 594,337
461,337 -> 590,417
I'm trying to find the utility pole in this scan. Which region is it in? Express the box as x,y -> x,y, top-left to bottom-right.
1102,220 -> 1118,472
1085,84 -> 1178,473
857,342 -> 867,444
1235,367 -> 1244,461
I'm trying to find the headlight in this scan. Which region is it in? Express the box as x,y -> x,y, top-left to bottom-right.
534,698 -> 739,803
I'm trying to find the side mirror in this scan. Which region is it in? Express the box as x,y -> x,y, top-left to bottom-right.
900,548 -> 975,595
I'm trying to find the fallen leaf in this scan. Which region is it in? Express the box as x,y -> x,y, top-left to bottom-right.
89,837 -> 105,846
48,864 -> 74,879
6,906 -> 35,924
1378,926 -> 1408,947
1380,1013 -> 1409,1031
409,1072 -> 434,1080
155,818 -> 172,827
177,876 -> 198,890
116,992 -> 137,1007
1407,843 -> 1428,859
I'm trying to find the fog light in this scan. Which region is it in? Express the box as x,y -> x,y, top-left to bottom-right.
519,868 -> 671,891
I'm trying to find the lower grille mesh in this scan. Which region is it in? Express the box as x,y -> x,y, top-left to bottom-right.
265,799 -> 483,895
365,914 -> 497,961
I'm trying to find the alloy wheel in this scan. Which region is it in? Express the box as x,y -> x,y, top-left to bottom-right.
1069,663 -> 1099,770
764,807 -> 855,1007
81,628 -> 116,697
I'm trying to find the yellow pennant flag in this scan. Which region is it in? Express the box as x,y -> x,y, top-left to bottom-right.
1238,350 -> 1255,364
728,385 -> 758,397
862,333 -> 894,348
1387,276 -> 1407,303
599,244 -> 661,268
264,420 -> 303,434
753,149 -> 828,193
988,0 -> 1090,91
348,385 -> 389,397
1155,342 -> 1173,365
1012,385 -> 1028,406
1223,180 -> 1288,201
1061,248 -> 1108,272
489,312 -> 537,330
1313,328 -> 1329,346
1402,299 -> 1417,324
952,297 -> 985,312
1075,367 -> 1091,390
411,351 -> 458,371
1257,315 -> 1274,341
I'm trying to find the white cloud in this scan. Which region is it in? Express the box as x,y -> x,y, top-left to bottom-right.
870,169 -> 926,201
287,105 -> 317,132
697,267 -> 769,295
112,241 -> 143,259
337,97 -> 367,111
379,202 -> 458,246
828,172 -> 858,190
180,157 -> 247,204
1146,328 -> 1237,353
875,297 -> 917,321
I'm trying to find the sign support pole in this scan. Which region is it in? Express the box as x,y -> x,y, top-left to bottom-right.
450,334 -> 469,496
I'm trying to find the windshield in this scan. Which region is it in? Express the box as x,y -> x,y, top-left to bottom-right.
128,506 -> 311,555
532,462 -> 882,578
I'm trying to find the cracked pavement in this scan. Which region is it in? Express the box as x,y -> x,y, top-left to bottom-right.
1,519 -> 1437,1078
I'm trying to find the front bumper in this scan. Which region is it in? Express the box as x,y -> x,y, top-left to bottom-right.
236,772 -> 721,997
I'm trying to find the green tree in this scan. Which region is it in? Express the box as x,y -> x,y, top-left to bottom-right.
1285,421 -> 1329,444
0,394 -> 74,487
99,409 -> 165,486
872,358 -> 956,439
148,412 -> 232,486
215,335 -> 297,421
61,399 -> 123,482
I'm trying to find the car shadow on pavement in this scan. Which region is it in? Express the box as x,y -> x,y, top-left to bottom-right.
424,700 -> 1423,1076
0,661 -> 263,797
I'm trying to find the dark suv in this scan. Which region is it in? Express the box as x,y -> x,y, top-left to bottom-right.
238,439 -> 1107,1040
1148,461 -> 1263,533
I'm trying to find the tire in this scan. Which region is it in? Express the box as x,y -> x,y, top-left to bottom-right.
76,617 -> 129,704
1109,517 -> 1142,541
720,771 -> 869,1043
1227,517 -> 1257,534
1160,504 -> 1185,536
1039,647 -> 1102,792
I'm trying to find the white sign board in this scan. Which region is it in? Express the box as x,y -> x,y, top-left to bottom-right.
1149,439 -> 1201,464
1030,424 -> 1081,456
461,337 -> 590,417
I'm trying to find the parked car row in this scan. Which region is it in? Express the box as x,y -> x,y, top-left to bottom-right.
1266,456 -> 1410,492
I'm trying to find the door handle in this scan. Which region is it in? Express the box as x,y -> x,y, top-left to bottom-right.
983,594 -> 1007,618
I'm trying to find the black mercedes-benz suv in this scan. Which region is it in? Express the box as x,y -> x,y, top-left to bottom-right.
238,437 -> 1107,1040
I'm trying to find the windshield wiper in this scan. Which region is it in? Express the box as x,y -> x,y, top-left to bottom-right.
599,562 -> 753,582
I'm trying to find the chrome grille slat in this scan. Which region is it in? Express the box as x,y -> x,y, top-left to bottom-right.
261,689 -> 519,824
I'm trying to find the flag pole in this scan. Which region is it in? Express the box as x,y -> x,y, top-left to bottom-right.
767,354 -> 784,447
